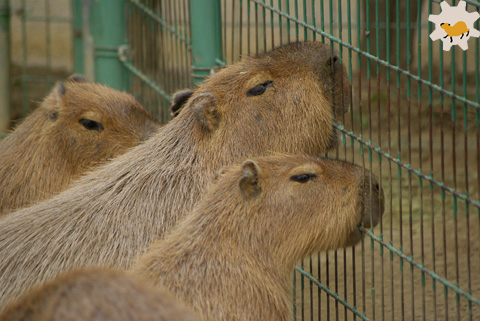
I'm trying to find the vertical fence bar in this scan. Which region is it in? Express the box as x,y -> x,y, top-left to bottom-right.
91,0 -> 128,89
0,0 -> 10,133
189,0 -> 222,86
73,0 -> 84,74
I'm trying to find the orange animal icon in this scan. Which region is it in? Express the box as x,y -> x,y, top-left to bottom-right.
441,21 -> 470,42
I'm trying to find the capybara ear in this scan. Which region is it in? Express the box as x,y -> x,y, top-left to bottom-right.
239,160 -> 262,198
43,82 -> 66,119
325,51 -> 340,71
68,74 -> 89,83
191,93 -> 219,131
170,89 -> 194,117
56,82 -> 67,97
325,52 -> 351,116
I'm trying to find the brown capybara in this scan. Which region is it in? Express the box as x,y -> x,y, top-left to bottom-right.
134,155 -> 384,321
0,75 -> 160,215
0,269 -> 199,321
0,41 -> 351,310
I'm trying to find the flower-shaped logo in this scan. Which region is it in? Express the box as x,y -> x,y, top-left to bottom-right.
429,1 -> 480,51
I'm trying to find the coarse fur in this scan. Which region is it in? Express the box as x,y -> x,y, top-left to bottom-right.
134,155 -> 384,321
0,41 -> 351,311
0,269 -> 199,321
0,76 -> 160,214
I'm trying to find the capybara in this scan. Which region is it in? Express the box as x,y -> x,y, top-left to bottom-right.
0,269 -> 199,321
441,21 -> 470,42
0,76 -> 160,214
0,41 -> 351,310
134,155 -> 384,321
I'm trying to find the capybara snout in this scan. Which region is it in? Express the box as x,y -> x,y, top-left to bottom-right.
341,167 -> 384,247
360,173 -> 385,229
296,158 -> 384,249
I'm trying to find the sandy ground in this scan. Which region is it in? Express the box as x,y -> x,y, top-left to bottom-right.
294,210 -> 479,320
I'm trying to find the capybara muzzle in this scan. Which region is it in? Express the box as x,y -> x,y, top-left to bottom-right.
361,173 -> 385,229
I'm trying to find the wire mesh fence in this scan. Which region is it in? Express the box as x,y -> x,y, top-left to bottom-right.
3,0 -> 479,320
7,0 -> 73,126
218,0 -> 479,320
125,0 -> 193,122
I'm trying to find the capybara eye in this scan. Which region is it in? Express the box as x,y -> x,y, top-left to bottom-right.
79,119 -> 104,132
246,80 -> 273,97
290,173 -> 317,183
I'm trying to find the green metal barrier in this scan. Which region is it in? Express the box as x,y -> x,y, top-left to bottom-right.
124,0 -> 194,121
0,0 -> 10,133
189,0 -> 223,85
5,0 -> 72,124
72,0 -> 84,75
216,1 -> 478,320
90,0 -> 129,90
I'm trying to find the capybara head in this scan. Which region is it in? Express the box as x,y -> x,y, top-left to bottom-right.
39,76 -> 160,166
0,75 -> 160,214
172,41 -> 351,156
197,155 -> 384,263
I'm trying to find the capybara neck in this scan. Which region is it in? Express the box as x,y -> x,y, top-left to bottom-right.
136,205 -> 296,321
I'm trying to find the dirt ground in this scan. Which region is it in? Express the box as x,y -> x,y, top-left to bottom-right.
294,210 -> 479,320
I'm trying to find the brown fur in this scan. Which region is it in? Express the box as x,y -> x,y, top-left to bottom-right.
0,41 -> 351,311
0,76 -> 160,214
134,155 -> 384,321
0,269 -> 198,321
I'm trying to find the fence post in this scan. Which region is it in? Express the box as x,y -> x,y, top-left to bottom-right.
0,0 -> 10,133
189,0 -> 223,86
90,0 -> 128,90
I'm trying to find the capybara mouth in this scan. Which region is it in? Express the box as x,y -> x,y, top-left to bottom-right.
323,124 -> 339,151
361,173 -> 385,229
345,173 -> 385,247
344,225 -> 364,247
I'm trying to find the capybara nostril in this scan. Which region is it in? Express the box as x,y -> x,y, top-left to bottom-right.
361,173 -> 385,229
331,51 -> 340,67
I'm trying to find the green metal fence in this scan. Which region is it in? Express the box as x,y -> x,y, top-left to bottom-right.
232,1 -> 479,320
2,0 -> 73,134
3,0 -> 480,320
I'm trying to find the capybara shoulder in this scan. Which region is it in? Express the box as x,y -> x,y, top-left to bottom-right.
134,155 -> 384,321
0,76 -> 160,214
0,269 -> 198,321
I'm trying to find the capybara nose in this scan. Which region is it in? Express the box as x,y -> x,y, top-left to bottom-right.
361,173 -> 384,229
